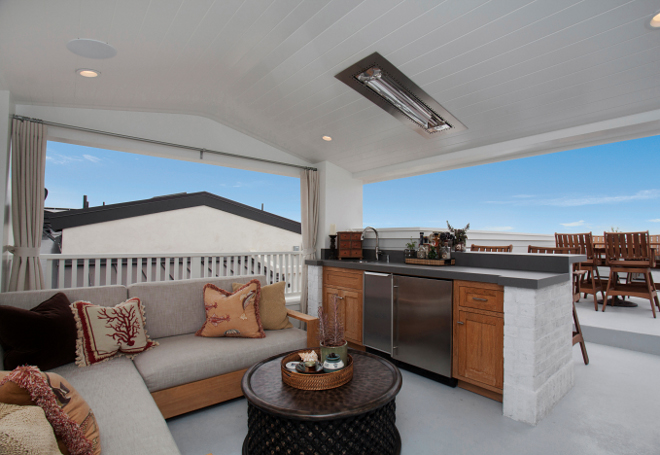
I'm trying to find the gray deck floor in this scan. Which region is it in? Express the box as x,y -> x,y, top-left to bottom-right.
167,343 -> 660,455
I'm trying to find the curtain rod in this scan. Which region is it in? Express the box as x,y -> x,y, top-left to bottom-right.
11,114 -> 317,172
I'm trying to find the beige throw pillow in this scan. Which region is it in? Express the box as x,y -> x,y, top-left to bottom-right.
71,297 -> 158,367
196,280 -> 265,338
232,281 -> 292,330
0,403 -> 61,455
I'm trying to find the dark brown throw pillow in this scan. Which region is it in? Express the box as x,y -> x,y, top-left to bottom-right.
0,293 -> 77,370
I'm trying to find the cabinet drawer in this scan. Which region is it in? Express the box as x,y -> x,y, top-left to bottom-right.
339,240 -> 351,249
351,233 -> 362,241
350,249 -> 362,258
324,267 -> 363,290
338,249 -> 352,258
459,286 -> 503,313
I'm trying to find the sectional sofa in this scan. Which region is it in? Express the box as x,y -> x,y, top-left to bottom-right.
0,275 -> 317,455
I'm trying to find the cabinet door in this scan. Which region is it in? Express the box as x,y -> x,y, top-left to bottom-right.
456,310 -> 503,389
342,289 -> 363,344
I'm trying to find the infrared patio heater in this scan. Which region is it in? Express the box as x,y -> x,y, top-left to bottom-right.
335,52 -> 466,138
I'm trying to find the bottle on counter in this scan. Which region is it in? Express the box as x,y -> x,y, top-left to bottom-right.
441,241 -> 451,260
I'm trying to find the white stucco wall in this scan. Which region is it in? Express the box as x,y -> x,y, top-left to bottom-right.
316,161 -> 363,254
61,206 -> 302,254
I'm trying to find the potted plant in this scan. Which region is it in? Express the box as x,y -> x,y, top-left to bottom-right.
447,221 -> 470,252
318,295 -> 348,365
404,238 -> 417,258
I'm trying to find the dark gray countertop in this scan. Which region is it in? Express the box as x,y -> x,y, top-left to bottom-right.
306,251 -> 585,289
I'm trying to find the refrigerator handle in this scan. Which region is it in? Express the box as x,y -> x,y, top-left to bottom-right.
392,284 -> 399,356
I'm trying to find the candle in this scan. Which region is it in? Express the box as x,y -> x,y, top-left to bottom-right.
330,224 -> 337,235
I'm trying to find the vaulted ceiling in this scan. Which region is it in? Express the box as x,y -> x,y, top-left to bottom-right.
2,0 -> 660,182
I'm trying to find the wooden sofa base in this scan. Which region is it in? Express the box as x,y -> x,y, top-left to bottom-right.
152,369 -> 248,419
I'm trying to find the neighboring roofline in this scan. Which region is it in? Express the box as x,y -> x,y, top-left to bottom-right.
46,192 -> 301,234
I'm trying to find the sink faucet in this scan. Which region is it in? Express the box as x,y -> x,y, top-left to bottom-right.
361,226 -> 380,260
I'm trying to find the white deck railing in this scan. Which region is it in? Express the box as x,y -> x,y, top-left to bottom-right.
40,251 -> 304,294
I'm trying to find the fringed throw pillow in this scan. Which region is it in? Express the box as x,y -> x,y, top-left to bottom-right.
0,366 -> 101,455
196,279 -> 265,338
71,297 -> 158,367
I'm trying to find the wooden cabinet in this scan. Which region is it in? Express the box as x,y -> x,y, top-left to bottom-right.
453,280 -> 504,401
322,267 -> 363,345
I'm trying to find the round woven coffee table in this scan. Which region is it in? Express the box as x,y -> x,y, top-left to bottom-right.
241,349 -> 402,455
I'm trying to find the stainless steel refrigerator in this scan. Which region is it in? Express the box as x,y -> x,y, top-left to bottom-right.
364,273 -> 453,377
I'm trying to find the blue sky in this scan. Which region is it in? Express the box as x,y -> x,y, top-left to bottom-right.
365,134 -> 660,234
46,135 -> 660,235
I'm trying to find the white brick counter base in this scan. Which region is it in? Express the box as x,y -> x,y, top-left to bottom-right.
503,280 -> 574,425
306,265 -> 323,318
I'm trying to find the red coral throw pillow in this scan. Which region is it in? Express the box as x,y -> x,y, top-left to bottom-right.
71,298 -> 158,367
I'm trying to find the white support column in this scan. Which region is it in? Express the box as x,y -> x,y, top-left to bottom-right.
0,91 -> 15,292
502,278 -> 574,425
316,161 -> 363,254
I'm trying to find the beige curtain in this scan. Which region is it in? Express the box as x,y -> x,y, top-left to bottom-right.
300,169 -> 319,315
8,118 -> 47,291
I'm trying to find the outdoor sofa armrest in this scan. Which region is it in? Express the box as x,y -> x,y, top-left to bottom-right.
286,308 -> 319,348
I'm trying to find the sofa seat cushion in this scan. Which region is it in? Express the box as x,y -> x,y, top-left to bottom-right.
134,328 -> 308,392
50,358 -> 180,455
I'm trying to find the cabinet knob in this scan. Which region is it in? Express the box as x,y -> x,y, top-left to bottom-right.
472,297 -> 488,302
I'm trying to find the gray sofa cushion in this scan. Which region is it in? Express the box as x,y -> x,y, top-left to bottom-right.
127,276 -> 264,339
50,358 -> 180,455
133,329 -> 307,392
0,285 -> 128,311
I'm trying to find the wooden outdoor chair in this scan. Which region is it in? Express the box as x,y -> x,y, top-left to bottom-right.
592,235 -> 605,249
650,235 -> 660,269
529,245 -> 588,364
603,231 -> 659,318
471,244 -> 513,252
555,232 -> 605,311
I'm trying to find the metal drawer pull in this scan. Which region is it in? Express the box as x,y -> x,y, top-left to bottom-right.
457,321 -> 465,325
472,297 -> 488,302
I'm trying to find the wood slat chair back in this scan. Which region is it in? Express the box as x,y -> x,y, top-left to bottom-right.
555,232 -> 605,310
603,231 -> 658,318
592,235 -> 605,249
604,231 -> 653,266
555,232 -> 595,258
471,244 -> 513,252
528,246 -> 580,254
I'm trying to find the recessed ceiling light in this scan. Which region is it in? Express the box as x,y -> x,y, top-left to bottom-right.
76,68 -> 100,78
322,136 -> 332,141
66,39 -> 117,59
650,12 -> 660,28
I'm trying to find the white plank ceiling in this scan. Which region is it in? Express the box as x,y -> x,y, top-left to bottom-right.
2,0 -> 660,181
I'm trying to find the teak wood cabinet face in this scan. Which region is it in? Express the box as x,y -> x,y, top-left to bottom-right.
322,267 -> 363,345
453,280 -> 504,400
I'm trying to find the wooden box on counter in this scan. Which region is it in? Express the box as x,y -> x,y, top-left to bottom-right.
337,231 -> 363,259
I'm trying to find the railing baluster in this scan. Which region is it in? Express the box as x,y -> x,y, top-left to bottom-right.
137,258 -> 143,283
94,258 -> 101,286
117,258 -> 123,286
146,257 -> 152,282
127,258 -> 133,285
57,259 -> 65,289
45,259 -> 53,289
82,259 -> 89,287
105,258 -> 112,286
174,257 -> 180,280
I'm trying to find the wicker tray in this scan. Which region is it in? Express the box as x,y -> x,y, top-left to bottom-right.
281,349 -> 354,391
405,258 -> 455,266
